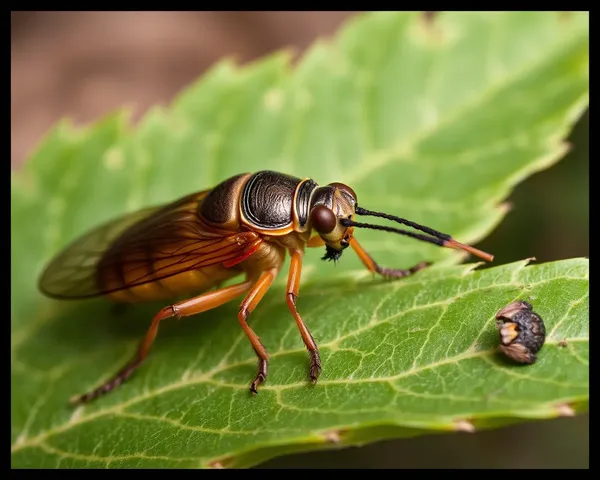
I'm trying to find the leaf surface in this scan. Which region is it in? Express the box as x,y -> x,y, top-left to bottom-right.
11,11 -> 589,468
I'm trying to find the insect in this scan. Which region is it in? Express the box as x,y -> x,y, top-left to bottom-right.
495,300 -> 546,364
39,170 -> 494,404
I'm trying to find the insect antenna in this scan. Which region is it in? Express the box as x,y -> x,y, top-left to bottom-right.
344,208 -> 494,262
355,206 -> 453,239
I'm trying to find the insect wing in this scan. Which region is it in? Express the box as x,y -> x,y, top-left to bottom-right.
38,205 -> 160,298
38,192 -> 260,299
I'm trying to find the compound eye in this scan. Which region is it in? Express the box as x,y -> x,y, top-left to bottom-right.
311,205 -> 337,234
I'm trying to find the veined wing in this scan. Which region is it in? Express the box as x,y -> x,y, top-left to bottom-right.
38,191 -> 260,299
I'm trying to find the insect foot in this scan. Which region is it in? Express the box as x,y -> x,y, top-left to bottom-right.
376,261 -> 432,280
309,351 -> 322,383
250,357 -> 268,395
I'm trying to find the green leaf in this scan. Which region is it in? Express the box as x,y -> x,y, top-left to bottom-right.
11,12 -> 588,468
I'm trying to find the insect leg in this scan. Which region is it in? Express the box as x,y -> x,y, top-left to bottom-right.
70,280 -> 252,405
238,269 -> 278,394
286,249 -> 322,383
350,237 -> 430,279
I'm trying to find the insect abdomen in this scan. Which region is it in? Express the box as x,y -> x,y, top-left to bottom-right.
99,261 -> 240,303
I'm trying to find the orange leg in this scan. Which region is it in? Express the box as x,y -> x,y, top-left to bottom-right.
350,237 -> 431,279
70,280 -> 252,405
286,249 -> 322,383
238,269 -> 278,394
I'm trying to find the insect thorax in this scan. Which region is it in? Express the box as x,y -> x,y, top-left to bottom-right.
241,171 -> 305,230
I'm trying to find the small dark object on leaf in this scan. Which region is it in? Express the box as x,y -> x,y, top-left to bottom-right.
558,339 -> 568,348
495,301 -> 546,364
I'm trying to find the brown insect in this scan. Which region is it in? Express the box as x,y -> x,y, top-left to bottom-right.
39,171 -> 494,404
495,301 -> 546,364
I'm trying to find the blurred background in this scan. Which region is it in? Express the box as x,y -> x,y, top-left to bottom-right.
11,11 -> 588,469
